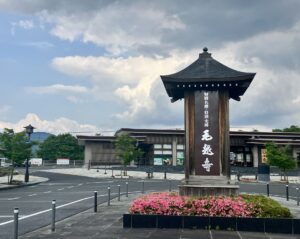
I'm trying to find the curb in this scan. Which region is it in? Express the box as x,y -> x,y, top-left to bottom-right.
0,177 -> 49,191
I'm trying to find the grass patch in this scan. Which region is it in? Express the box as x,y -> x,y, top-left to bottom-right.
241,194 -> 292,218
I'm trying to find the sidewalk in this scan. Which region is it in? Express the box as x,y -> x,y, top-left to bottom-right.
0,174 -> 48,190
19,193 -> 300,239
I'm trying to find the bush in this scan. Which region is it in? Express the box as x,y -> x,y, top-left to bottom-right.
129,192 -> 292,218
241,194 -> 292,218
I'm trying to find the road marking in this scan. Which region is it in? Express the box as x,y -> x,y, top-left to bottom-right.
0,194 -> 104,226
0,216 -> 14,218
43,191 -> 51,194
28,194 -> 37,197
57,188 -> 65,191
67,186 -> 74,189
78,183 -> 83,186
6,197 -> 20,201
86,181 -> 114,184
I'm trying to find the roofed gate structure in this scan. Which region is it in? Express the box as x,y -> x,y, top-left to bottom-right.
161,48 -> 256,196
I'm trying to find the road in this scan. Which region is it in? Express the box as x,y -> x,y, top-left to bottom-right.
0,171 -> 175,239
0,170 -> 299,239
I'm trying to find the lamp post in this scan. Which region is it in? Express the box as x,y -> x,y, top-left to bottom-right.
24,124 -> 35,183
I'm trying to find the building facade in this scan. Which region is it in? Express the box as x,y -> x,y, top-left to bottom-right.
77,129 -> 300,168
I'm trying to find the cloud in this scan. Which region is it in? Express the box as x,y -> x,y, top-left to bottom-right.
11,19 -> 34,35
0,113 -> 99,135
22,41 -> 54,49
0,105 -> 11,114
26,84 -> 89,94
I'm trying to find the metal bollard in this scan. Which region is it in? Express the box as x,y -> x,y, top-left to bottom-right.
108,186 -> 111,206
286,184 -> 289,201
14,208 -> 19,239
169,180 -> 172,192
104,165 -> 107,174
142,180 -> 145,194
126,182 -> 128,197
267,183 -> 269,197
164,170 -> 167,180
51,200 -> 56,232
94,191 -> 98,212
111,169 -> 114,177
297,187 -> 299,206
118,185 -> 121,201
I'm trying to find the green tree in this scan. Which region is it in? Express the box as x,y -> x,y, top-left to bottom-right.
0,128 -> 32,183
37,133 -> 83,161
266,142 -> 296,181
115,134 -> 143,174
272,125 -> 300,132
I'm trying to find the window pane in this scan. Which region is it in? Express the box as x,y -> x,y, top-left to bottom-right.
177,144 -> 184,150
154,144 -> 162,149
154,150 -> 163,155
163,144 -> 172,149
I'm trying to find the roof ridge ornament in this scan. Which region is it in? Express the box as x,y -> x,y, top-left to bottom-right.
199,47 -> 211,57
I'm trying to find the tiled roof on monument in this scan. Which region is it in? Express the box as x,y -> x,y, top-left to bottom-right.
161,47 -> 256,102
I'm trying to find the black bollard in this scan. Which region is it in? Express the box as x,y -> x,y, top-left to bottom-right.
118,185 -> 121,201
267,183 -> 269,197
94,191 -> 98,212
51,200 -> 56,232
286,184 -> 289,201
126,182 -> 128,197
297,187 -> 299,206
108,186 -> 111,206
14,208 -> 19,239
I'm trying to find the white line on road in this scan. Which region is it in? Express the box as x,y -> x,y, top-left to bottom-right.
6,197 -> 20,201
57,188 -> 65,191
78,183 -> 83,186
0,194 -> 106,226
0,216 -> 13,218
28,194 -> 37,197
43,191 -> 51,194
67,186 -> 74,189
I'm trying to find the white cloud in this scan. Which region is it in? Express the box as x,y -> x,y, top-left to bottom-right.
23,41 -> 54,49
39,2 -> 185,55
51,52 -> 194,123
0,113 -> 99,135
26,84 -> 89,94
11,19 -> 34,35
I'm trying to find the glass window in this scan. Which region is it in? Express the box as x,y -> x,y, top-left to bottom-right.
162,150 -> 172,155
163,144 -> 172,149
176,152 -> 184,166
154,157 -> 163,165
154,144 -> 162,149
177,144 -> 184,150
154,150 -> 163,155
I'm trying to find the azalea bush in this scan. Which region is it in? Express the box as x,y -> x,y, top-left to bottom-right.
129,192 -> 291,218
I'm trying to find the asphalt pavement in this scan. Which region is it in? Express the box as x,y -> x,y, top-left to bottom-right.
1,167 -> 300,239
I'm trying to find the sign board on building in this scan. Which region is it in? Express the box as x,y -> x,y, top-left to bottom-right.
261,149 -> 267,164
57,158 -> 70,165
30,158 -> 43,166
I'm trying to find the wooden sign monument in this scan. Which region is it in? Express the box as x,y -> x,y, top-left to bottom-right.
161,48 -> 256,196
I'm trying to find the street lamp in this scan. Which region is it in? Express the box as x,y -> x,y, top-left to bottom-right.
24,124 -> 35,183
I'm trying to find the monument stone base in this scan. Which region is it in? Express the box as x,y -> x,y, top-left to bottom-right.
179,176 -> 239,197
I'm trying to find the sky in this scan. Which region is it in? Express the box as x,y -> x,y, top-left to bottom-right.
0,0 -> 300,135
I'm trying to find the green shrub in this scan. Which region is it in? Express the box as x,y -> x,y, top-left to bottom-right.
241,194 -> 292,218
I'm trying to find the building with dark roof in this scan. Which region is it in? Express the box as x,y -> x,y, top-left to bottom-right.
77,129 -> 300,168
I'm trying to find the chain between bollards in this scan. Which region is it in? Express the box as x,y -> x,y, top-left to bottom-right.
118,185 -> 121,201
297,187 -> 299,206
51,200 -> 56,232
286,184 -> 289,201
94,191 -> 98,212
14,208 -> 19,239
266,183 -> 269,197
142,180 -> 145,194
126,182 -> 128,197
107,186 -> 111,206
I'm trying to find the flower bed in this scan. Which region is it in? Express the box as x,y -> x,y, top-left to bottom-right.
129,192 -> 291,218
125,192 -> 296,233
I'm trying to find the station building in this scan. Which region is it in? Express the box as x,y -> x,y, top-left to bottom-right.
77,128 -> 300,168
